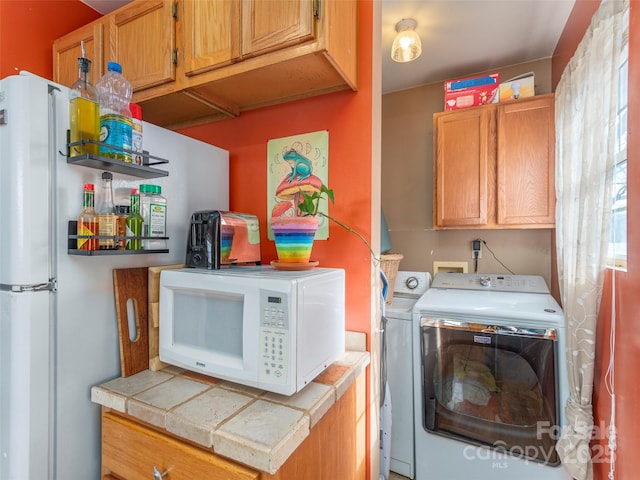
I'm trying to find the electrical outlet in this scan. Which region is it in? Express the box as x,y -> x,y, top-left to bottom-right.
471,242 -> 482,259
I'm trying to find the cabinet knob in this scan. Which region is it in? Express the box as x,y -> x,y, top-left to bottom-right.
153,466 -> 171,480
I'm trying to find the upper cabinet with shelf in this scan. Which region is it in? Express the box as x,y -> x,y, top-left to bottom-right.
111,0 -> 177,92
53,0 -> 357,130
433,94 -> 555,230
182,0 -> 241,76
241,0 -> 315,56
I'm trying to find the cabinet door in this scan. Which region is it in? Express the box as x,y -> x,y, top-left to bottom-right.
497,96 -> 555,226
111,0 -> 176,92
182,0 -> 241,76
241,0 -> 315,56
102,411 -> 260,480
434,107 -> 496,227
53,22 -> 104,88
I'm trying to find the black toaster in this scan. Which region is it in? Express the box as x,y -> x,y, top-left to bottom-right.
186,210 -> 261,269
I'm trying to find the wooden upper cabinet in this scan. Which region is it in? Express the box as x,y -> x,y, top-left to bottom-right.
54,0 -> 357,128
182,0 -> 242,76
433,94 -> 555,229
110,0 -> 176,92
241,0 -> 315,56
434,106 -> 496,227
53,22 -> 104,88
497,95 -> 555,226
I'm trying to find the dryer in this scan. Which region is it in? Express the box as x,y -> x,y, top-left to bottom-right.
385,271 -> 431,478
412,273 -> 570,480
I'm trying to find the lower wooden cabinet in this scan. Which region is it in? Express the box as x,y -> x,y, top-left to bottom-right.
101,374 -> 366,480
102,412 -> 259,480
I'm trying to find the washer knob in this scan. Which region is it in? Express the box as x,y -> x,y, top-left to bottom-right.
405,276 -> 419,290
479,276 -> 492,287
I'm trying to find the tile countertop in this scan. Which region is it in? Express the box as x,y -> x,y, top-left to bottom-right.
91,350 -> 370,474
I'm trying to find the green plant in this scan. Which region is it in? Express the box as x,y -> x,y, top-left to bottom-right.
297,184 -> 379,261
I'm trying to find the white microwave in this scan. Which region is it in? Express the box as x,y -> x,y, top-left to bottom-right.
159,266 -> 345,395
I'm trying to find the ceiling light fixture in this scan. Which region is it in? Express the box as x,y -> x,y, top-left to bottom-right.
391,18 -> 422,63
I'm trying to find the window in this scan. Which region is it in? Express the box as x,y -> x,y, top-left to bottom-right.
609,54 -> 628,268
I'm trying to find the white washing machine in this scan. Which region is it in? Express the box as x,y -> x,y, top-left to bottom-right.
385,271 -> 431,479
412,273 -> 570,480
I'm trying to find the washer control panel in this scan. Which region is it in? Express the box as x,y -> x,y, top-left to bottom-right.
431,273 -> 549,294
393,271 -> 432,297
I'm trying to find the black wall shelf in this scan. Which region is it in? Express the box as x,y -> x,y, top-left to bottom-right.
66,135 -> 169,179
67,221 -> 169,256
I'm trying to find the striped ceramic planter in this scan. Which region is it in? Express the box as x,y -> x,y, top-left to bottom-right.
270,216 -> 319,263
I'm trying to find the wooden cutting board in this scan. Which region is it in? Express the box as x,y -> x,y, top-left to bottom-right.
148,264 -> 185,371
113,267 -> 149,377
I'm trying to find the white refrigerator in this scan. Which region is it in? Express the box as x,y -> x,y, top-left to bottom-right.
0,72 -> 229,480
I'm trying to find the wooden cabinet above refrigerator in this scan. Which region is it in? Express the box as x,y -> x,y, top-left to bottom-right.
53,0 -> 358,130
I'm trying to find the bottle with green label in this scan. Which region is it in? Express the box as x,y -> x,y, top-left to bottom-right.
139,184 -> 167,250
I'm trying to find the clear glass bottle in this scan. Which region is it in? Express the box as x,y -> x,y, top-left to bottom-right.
97,171 -> 117,249
96,62 -> 133,162
126,189 -> 143,250
77,183 -> 98,251
69,57 -> 99,157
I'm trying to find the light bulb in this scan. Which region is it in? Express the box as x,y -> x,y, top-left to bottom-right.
511,81 -> 522,99
391,19 -> 422,63
399,35 -> 413,50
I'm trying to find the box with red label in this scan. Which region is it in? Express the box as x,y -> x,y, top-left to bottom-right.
444,73 -> 500,111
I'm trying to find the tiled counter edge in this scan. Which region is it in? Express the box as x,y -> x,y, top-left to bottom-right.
91,333 -> 369,474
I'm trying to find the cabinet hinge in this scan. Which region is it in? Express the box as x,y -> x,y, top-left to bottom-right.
172,49 -> 178,65
172,1 -> 178,20
313,0 -> 321,19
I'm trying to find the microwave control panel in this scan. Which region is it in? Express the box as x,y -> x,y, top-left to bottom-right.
259,292 -> 289,385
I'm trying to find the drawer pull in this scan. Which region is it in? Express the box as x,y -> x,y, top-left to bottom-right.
153,466 -> 172,479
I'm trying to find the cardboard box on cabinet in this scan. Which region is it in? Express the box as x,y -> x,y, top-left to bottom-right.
444,73 -> 500,111
499,72 -> 535,102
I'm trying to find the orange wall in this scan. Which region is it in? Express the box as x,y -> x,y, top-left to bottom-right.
179,6 -> 375,337
0,0 -> 99,80
552,2 -> 640,478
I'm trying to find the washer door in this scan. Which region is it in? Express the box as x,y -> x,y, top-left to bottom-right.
419,317 -> 560,465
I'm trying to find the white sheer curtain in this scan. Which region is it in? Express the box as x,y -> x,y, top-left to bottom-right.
554,1 -> 628,479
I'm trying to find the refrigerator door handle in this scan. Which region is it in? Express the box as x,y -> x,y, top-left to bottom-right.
0,279 -> 57,292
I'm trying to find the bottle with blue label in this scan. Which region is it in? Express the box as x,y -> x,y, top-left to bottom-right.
96,62 -> 133,162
